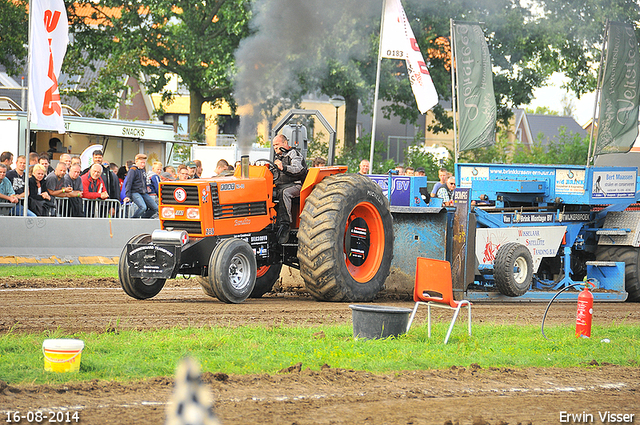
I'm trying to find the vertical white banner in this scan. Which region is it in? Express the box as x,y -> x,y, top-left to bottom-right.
29,0 -> 68,133
379,0 -> 438,114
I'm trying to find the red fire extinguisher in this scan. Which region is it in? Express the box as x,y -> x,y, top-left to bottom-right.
576,283 -> 594,338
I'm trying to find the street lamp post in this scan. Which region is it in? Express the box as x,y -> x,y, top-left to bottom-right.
329,97 -> 345,165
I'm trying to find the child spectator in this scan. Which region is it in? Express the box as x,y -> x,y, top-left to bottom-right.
148,161 -> 163,199
431,168 -> 450,198
123,154 -> 158,219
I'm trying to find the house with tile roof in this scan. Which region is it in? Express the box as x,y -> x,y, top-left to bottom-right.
513,110 -> 587,148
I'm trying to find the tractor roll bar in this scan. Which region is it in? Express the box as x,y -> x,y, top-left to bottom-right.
270,109 -> 337,166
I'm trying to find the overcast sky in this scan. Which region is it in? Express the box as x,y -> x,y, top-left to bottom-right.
528,72 -> 596,126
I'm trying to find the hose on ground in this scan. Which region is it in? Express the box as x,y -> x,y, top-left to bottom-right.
541,282 -> 582,340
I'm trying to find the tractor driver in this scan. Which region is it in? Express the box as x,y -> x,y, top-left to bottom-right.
273,134 -> 307,244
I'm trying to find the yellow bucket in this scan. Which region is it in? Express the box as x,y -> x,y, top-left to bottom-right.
42,339 -> 84,373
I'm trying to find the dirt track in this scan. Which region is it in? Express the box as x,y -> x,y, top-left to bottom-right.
1,275 -> 639,424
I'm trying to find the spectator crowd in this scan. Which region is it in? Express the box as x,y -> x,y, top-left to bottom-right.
1,145 -> 456,217
0,148 -> 217,218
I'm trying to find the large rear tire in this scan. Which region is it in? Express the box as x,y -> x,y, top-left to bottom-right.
494,242 -> 533,297
596,245 -> 640,302
118,234 -> 166,300
298,173 -> 394,302
250,264 -> 283,298
208,238 -> 256,304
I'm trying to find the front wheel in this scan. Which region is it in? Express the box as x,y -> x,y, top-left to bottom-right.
494,242 -> 533,297
208,238 -> 257,304
196,276 -> 216,298
118,234 -> 166,299
298,173 -> 394,302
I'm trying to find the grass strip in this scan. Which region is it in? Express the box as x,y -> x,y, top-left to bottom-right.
0,265 -> 118,278
0,324 -> 638,385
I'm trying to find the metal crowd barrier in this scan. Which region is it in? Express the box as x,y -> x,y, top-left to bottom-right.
6,198 -> 140,218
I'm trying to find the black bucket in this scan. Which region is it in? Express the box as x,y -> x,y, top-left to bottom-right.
349,305 -> 413,340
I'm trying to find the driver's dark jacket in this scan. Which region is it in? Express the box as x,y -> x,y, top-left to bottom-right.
275,148 -> 306,186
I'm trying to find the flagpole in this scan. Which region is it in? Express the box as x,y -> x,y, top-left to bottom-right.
24,0 -> 33,217
369,0 -> 387,172
450,19 -> 459,164
587,20 -> 608,167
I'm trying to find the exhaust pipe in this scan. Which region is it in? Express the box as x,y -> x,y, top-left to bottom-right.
241,155 -> 249,178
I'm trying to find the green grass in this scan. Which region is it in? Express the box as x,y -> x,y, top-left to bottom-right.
1,324 -> 638,385
0,265 -> 118,278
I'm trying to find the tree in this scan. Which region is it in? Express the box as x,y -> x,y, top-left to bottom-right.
403,143 -> 454,181
560,93 -> 577,117
536,0 -> 640,98
303,0 -> 640,152
67,0 -> 251,140
277,0 -> 564,150
232,5 -> 378,150
334,135 -> 395,174
0,0 -> 28,76
458,130 -> 513,164
512,127 -> 589,165
525,106 -> 560,115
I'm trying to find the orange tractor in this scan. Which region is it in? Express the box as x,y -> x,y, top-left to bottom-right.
119,118 -> 394,303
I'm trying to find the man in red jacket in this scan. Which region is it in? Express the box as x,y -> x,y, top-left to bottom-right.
82,164 -> 110,217
82,164 -> 109,200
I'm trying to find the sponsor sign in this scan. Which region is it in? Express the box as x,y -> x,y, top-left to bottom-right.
346,217 -> 369,267
591,171 -> 636,199
459,166 -> 490,188
452,188 -> 472,293
369,175 -> 411,206
453,21 -> 496,151
503,213 -> 554,224
489,167 -> 555,178
476,226 -> 566,272
380,0 -> 438,114
557,212 -> 591,222
555,169 -> 586,194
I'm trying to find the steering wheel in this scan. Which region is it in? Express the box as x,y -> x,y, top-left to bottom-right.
254,158 -> 280,181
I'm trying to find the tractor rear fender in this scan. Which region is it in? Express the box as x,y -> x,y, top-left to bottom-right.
299,166 -> 348,213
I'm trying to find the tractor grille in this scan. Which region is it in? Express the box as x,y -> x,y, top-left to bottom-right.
162,220 -> 203,234
213,202 -> 268,219
161,184 -> 200,206
210,183 -> 219,204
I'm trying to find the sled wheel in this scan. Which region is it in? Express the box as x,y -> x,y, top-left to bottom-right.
596,245 -> 640,302
494,242 -> 533,297
298,173 -> 394,301
209,238 -> 256,304
250,264 -> 283,298
118,234 -> 166,300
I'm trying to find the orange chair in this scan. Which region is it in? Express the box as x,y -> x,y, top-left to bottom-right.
406,257 -> 471,344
